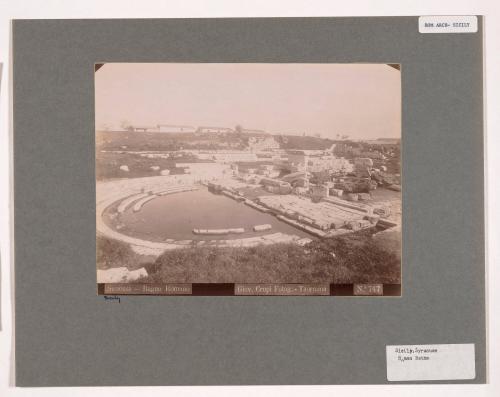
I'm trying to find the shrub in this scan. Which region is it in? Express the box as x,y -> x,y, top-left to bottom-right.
138,232 -> 400,284
96,236 -> 145,270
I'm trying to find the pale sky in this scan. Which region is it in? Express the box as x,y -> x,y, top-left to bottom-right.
95,63 -> 401,140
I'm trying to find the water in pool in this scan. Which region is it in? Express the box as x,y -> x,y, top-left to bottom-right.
113,187 -> 311,241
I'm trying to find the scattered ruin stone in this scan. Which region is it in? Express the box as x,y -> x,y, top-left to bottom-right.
253,224 -> 272,232
97,267 -> 147,283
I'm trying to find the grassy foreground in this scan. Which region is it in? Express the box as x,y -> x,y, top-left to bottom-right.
97,231 -> 400,284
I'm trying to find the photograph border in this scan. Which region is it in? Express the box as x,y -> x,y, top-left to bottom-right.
94,61 -> 403,297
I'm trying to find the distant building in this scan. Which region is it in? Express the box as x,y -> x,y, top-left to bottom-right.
157,124 -> 196,133
196,126 -> 234,134
130,125 -> 157,132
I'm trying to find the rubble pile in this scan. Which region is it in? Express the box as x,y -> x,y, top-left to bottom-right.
256,194 -> 379,234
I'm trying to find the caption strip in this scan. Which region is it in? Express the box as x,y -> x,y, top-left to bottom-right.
99,283 -> 401,296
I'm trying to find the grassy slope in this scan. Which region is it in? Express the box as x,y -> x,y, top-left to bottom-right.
96,151 -> 197,180
276,135 -> 335,150
97,231 -> 400,285
96,236 -> 155,270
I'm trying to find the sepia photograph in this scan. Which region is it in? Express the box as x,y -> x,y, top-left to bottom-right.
95,63 -> 402,296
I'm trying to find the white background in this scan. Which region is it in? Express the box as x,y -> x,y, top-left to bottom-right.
0,0 -> 498,396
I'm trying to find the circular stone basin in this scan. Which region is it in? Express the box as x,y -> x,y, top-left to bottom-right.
105,187 -> 311,242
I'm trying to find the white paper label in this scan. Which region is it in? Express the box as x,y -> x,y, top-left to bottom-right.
386,344 -> 475,381
419,16 -> 478,33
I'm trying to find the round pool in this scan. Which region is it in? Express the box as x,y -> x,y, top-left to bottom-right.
104,187 -> 311,242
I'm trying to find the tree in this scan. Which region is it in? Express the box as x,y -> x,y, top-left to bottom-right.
311,170 -> 331,185
120,120 -> 133,132
235,124 -> 243,134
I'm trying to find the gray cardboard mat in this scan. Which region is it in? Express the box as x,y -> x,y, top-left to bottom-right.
13,17 -> 485,385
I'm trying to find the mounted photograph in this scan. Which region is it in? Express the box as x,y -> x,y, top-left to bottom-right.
95,63 -> 402,296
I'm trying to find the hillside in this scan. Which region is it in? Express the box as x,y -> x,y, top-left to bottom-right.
275,135 -> 336,150
96,130 -> 338,152
96,130 -> 247,151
